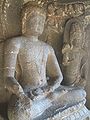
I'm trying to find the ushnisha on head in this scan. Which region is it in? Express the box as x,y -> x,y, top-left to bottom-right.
22,2 -> 46,36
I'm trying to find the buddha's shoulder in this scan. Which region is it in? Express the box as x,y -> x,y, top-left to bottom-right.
4,36 -> 23,46
39,41 -> 53,50
4,36 -> 24,50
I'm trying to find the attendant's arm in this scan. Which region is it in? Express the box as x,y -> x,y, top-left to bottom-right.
46,46 -> 63,92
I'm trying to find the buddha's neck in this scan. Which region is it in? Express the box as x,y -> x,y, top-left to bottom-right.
24,34 -> 39,42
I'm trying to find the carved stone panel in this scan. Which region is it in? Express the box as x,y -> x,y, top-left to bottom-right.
0,0 -> 90,119
0,0 -> 23,40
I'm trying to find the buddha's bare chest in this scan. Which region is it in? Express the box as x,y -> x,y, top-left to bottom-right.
18,42 -> 48,66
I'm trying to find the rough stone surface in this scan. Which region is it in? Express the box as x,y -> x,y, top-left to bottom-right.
0,0 -> 23,40
0,0 -> 90,120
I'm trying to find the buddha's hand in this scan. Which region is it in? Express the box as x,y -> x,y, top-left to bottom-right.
5,77 -> 24,96
19,93 -> 32,108
32,88 -> 44,96
49,80 -> 61,93
42,86 -> 53,95
42,83 -> 60,95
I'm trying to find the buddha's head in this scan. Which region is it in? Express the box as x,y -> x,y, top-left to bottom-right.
22,2 -> 46,36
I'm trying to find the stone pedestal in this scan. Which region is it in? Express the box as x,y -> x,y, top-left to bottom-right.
47,104 -> 90,120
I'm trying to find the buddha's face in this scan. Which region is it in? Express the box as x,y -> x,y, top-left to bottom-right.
24,12 -> 46,36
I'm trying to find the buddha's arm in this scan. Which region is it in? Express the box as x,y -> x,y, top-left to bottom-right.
46,47 -> 63,92
4,38 -> 24,97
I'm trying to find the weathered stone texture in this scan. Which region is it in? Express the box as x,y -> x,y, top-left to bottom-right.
0,0 -> 90,120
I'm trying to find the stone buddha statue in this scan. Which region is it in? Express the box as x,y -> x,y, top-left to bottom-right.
3,2 -> 86,120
